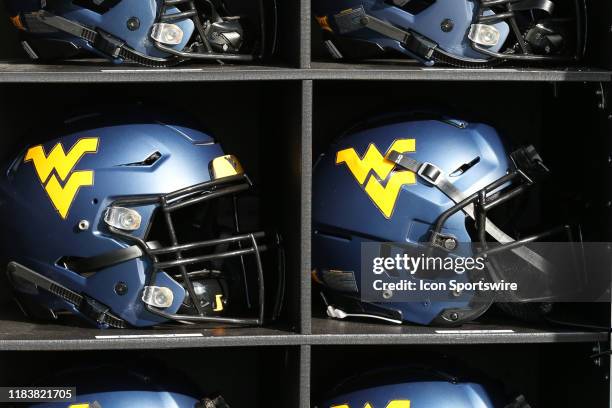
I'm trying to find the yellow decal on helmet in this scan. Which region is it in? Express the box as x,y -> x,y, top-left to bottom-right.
213,294 -> 224,312
24,138 -> 99,219
69,404 -> 90,408
336,139 -> 416,218
333,401 -> 410,408
210,155 -> 244,180
381,401 -> 410,408
316,15 -> 333,33
9,15 -> 25,30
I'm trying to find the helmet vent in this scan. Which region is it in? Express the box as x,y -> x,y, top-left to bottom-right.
385,0 -> 435,15
450,156 -> 480,177
72,0 -> 122,14
119,151 -> 162,167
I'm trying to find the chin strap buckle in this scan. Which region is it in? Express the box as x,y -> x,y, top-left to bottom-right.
198,396 -> 231,408
78,295 -> 112,324
94,30 -> 125,59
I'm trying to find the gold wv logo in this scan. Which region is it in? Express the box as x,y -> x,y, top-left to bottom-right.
332,401 -> 411,408
336,139 -> 416,218
24,138 -> 99,219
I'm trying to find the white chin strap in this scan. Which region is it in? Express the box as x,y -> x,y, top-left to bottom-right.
326,305 -> 403,325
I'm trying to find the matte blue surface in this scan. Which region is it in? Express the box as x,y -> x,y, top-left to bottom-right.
312,117 -> 511,325
6,0 -> 194,60
0,113 -> 228,327
312,0 -> 510,62
320,380 -> 497,408
30,365 -> 203,408
32,390 -> 199,408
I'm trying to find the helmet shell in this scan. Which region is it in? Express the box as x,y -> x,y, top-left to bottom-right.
6,0 -> 194,60
320,380 -> 497,408
30,365 -> 202,408
312,0 -> 510,62
312,117 -> 511,324
0,111 -> 227,327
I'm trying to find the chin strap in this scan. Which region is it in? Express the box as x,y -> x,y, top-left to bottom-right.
331,6 -> 503,67
21,10 -> 253,67
6,262 -> 127,328
21,10 -> 183,67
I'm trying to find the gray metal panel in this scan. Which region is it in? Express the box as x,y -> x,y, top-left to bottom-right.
0,316 -> 606,350
0,61 -> 609,82
301,0 -> 311,68
308,62 -> 612,82
300,345 -> 311,408
310,318 -> 609,345
301,80 -> 313,335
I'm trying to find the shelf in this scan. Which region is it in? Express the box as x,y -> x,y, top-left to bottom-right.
0,60 -> 609,83
0,59 -> 304,83
309,318 -> 608,345
0,311 -> 302,350
308,61 -> 612,82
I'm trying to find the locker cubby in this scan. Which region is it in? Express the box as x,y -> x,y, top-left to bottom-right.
0,2 -> 302,69
0,0 -> 609,406
0,346 -> 301,407
0,80 -> 305,347
311,80 -> 612,338
310,344 -> 610,408
310,1 -> 612,73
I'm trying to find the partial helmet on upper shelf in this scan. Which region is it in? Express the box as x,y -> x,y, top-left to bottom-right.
4,0 -> 278,67
312,0 -> 587,67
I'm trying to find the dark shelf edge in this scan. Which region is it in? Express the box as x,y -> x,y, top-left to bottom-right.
0,65 -> 609,83
306,331 -> 609,345
0,334 -> 305,351
307,65 -> 612,82
0,67 -> 305,83
0,331 -> 606,350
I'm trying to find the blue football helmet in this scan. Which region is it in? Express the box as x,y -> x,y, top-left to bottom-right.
4,0 -> 277,66
312,0 -> 586,66
317,367 -> 530,408
312,112 -> 575,326
29,364 -> 229,408
0,109 -> 283,328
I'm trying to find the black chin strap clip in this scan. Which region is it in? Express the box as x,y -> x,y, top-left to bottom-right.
504,394 -> 532,408
197,396 -> 231,408
78,295 -> 112,325
93,30 -> 126,59
510,145 -> 550,180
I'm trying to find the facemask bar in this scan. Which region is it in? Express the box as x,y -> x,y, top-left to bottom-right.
107,174 -> 273,325
427,147 -> 583,301
473,0 -> 586,61
151,0 -> 274,62
14,0 -> 276,67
